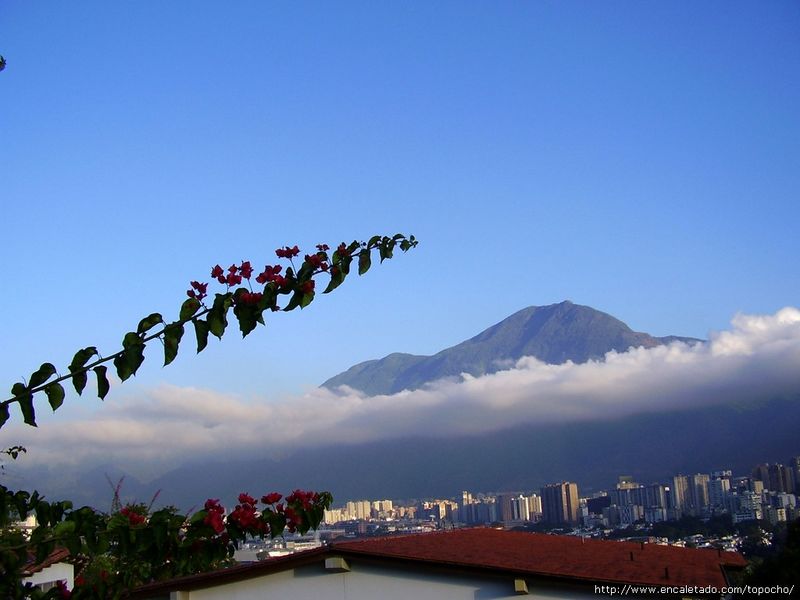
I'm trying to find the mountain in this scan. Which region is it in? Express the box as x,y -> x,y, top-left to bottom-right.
322,301 -> 700,395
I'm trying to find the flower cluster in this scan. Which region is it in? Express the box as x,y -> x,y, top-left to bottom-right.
275,245 -> 300,259
262,492 -> 282,504
120,505 -> 146,526
186,281 -> 208,302
237,291 -> 264,306
304,253 -> 329,271
255,264 -> 285,287
336,242 -> 351,258
203,498 -> 225,534
287,489 -> 319,510
187,243 -> 346,309
228,493 -> 265,532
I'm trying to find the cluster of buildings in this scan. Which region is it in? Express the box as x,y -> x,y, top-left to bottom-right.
322,456 -> 800,531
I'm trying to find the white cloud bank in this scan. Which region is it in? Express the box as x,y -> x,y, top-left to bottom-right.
6,308 -> 800,478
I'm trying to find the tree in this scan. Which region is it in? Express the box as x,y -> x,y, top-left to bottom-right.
1,234 -> 417,599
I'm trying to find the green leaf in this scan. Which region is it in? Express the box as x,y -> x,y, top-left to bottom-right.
379,238 -> 395,262
0,403 -> 9,428
340,254 -> 353,275
180,297 -> 201,321
113,340 -> 146,381
208,294 -> 232,339
13,383 -> 36,427
193,318 -> 210,353
358,249 -> 371,275
29,362 -> 56,388
367,235 -> 382,248
72,370 -> 88,395
122,331 -> 143,349
94,366 -> 110,400
163,322 -> 185,366
257,286 -> 277,312
283,290 -> 303,312
233,302 -> 259,338
69,346 -> 98,370
300,291 -> 314,309
68,346 -> 98,394
137,312 -> 164,334
54,520 -> 76,538
323,268 -> 346,294
45,382 -> 65,411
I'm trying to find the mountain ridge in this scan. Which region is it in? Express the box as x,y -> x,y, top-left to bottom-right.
322,301 -> 701,395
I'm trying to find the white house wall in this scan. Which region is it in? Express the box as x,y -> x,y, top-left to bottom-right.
23,562 -> 74,590
175,561 -> 598,600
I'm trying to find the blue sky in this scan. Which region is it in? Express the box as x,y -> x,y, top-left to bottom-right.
2,1 -> 799,431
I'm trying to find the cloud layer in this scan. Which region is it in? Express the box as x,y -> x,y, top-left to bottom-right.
6,308 -> 800,480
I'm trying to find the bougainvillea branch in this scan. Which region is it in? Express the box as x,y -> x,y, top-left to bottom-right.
1,234 -> 417,429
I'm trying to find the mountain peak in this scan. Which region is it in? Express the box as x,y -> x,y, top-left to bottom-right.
322,303 -> 700,395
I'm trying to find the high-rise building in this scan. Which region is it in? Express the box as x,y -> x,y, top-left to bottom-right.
494,494 -> 515,523
791,457 -> 800,495
643,484 -> 667,509
752,463 -> 795,493
510,495 -> 530,522
540,482 -> 579,526
527,493 -> 542,518
708,478 -> 731,513
671,475 -> 689,513
687,474 -> 710,515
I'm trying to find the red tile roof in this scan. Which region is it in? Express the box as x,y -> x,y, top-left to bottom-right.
22,547 -> 72,576
330,528 -> 747,587
130,528 -> 747,596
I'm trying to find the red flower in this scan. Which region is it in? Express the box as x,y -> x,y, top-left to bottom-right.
229,503 -> 261,530
337,243 -> 351,258
261,492 -> 282,505
204,498 -> 226,534
211,265 -> 224,278
300,280 -> 315,294
187,281 -> 208,302
226,272 -> 243,287
287,489 -> 316,510
120,505 -> 146,526
283,506 -> 302,532
316,244 -> 330,251
305,254 -> 329,271
276,245 -> 300,259
238,492 -> 256,505
238,291 -> 263,306
255,264 -> 283,284
240,261 -> 253,279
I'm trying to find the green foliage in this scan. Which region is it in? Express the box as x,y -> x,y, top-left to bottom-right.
0,482 -> 332,599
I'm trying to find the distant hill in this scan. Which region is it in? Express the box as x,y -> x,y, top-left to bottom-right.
322,301 -> 700,395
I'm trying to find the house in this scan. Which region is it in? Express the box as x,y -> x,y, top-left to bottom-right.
129,528 -> 747,600
22,547 -> 74,593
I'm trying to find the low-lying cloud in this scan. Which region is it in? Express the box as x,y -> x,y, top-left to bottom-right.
6,308 -> 800,480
